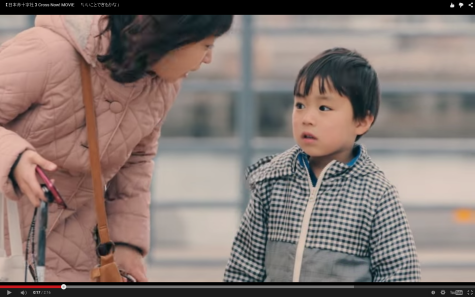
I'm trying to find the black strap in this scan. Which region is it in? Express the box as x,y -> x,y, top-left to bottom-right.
114,242 -> 143,256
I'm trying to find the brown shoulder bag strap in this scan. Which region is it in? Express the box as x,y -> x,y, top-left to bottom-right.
79,57 -> 122,282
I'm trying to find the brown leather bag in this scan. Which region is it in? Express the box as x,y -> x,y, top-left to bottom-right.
79,57 -> 124,282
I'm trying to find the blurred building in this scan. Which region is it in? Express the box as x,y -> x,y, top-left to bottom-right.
2,15 -> 474,138
163,15 -> 475,139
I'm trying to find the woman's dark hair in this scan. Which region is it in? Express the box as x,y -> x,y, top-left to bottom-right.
96,15 -> 234,83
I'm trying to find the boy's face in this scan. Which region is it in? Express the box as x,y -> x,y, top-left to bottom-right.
292,77 -> 373,159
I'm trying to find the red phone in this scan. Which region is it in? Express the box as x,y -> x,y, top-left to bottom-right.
35,166 -> 67,209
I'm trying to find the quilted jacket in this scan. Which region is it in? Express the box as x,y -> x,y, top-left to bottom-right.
0,15 -> 181,281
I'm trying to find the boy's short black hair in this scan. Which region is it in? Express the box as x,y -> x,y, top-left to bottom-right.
293,47 -> 380,141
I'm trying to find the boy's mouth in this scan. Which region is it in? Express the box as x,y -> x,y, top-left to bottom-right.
301,132 -> 317,140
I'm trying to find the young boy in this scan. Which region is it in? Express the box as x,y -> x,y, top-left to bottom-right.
223,48 -> 421,282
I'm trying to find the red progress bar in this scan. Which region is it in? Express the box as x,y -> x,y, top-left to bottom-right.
0,285 -> 61,289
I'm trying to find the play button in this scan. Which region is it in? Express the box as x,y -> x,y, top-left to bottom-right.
7,291 -> 11,295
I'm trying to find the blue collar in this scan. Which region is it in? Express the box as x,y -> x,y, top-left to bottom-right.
298,145 -> 361,186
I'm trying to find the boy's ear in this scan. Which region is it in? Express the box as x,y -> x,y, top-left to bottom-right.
355,111 -> 374,136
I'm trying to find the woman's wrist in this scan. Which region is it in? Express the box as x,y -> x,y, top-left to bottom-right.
8,151 -> 24,193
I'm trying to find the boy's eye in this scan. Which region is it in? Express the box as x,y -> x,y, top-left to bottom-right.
319,106 -> 331,111
295,103 -> 304,109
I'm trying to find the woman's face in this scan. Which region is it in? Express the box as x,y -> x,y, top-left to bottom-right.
151,36 -> 216,82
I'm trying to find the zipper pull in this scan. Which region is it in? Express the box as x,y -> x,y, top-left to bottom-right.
309,189 -> 317,201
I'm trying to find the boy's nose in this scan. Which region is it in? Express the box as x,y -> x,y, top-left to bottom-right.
302,112 -> 316,126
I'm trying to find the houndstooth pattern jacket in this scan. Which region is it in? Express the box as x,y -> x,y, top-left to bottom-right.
223,144 -> 421,282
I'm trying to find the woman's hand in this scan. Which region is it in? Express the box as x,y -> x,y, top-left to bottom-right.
114,245 -> 148,282
12,150 -> 57,207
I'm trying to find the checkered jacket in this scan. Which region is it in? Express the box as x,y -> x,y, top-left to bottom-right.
223,144 -> 421,282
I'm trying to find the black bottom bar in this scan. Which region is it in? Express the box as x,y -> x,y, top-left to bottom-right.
4,287 -> 472,297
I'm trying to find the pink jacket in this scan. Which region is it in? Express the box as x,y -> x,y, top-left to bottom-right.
0,15 -> 181,281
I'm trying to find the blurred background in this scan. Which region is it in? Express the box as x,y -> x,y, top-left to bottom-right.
1,15 -> 474,282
